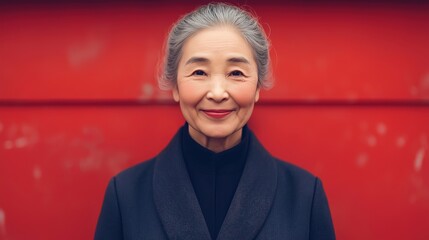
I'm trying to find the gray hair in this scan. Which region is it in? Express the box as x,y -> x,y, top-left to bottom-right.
159,2 -> 272,89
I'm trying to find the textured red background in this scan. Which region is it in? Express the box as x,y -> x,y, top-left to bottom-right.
1,1 -> 428,239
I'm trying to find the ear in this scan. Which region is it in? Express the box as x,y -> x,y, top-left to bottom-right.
254,87 -> 260,103
172,85 -> 180,102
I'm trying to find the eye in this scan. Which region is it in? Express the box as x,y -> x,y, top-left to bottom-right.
229,70 -> 245,77
192,70 -> 206,76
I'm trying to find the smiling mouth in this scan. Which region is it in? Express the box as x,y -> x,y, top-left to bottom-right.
202,109 -> 233,119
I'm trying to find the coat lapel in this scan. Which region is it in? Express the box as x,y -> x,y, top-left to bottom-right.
153,129 -> 278,240
153,129 -> 211,240
217,132 -> 278,240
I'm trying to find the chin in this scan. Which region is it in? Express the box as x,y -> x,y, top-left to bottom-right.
199,126 -> 239,139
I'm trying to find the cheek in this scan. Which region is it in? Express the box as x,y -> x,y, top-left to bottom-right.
230,84 -> 259,107
177,81 -> 206,105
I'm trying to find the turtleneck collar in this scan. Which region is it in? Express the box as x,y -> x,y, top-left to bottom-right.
181,123 -> 250,175
181,122 -> 250,240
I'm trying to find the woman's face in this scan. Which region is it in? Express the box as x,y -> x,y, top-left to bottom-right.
174,25 -> 259,147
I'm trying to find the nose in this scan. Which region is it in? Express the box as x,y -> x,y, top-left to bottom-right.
206,75 -> 229,102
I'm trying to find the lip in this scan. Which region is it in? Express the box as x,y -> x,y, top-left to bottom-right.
202,109 -> 233,119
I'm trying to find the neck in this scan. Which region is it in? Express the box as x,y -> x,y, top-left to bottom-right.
188,126 -> 242,153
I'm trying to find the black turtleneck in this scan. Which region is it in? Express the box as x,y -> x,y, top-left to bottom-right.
181,123 -> 249,240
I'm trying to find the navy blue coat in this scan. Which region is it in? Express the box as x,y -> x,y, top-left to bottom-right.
95,129 -> 335,240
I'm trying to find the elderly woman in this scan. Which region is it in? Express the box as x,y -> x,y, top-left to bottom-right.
95,3 -> 335,240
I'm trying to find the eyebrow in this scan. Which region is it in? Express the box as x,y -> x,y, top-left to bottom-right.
184,56 -> 250,65
227,57 -> 250,64
185,57 -> 209,65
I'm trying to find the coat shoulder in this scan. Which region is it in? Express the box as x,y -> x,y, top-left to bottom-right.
114,158 -> 157,187
274,158 -> 319,191
275,158 -> 316,178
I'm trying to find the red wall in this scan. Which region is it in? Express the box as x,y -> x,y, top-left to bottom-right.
1,1 -> 428,239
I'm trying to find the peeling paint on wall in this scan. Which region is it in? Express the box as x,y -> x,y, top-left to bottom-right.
356,153 -> 369,168
376,122 -> 387,136
414,148 -> 425,172
2,123 -> 39,150
15,137 -> 29,148
68,38 -> 105,68
0,208 -> 6,237
409,85 -> 419,97
33,165 -> 42,180
367,134 -> 377,147
419,73 -> 429,97
43,126 -> 130,174
139,82 -> 154,101
396,136 -> 406,148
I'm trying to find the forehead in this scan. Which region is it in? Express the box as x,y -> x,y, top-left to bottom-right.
180,25 -> 255,63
